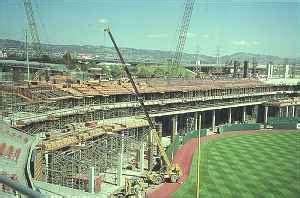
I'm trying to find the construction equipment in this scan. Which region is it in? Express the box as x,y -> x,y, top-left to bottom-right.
171,0 -> 196,67
113,177 -> 145,197
146,129 -> 181,184
125,177 -> 144,196
24,0 -> 51,82
23,0 -> 41,57
104,27 -> 182,185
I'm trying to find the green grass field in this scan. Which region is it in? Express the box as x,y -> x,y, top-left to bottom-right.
173,131 -> 300,198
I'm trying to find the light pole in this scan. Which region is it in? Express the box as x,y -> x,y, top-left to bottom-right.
196,125 -> 201,198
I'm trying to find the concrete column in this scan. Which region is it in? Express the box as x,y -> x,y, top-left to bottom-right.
286,106 -> 289,117
264,106 -> 268,125
292,106 -> 296,117
88,166 -> 95,193
275,107 -> 279,117
292,106 -> 295,117
194,112 -> 198,131
228,108 -> 232,124
198,113 -> 202,131
117,135 -> 124,186
212,110 -> 216,132
267,64 -> 274,78
254,105 -> 258,123
270,65 -> 274,78
156,123 -> 163,141
285,65 -> 289,79
139,142 -> 145,172
45,153 -> 49,181
171,115 -> 178,142
266,65 -> 269,78
242,106 -> 246,123
148,132 -> 153,171
279,107 -> 282,117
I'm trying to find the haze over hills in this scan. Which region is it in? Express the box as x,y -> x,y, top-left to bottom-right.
0,39 -> 298,65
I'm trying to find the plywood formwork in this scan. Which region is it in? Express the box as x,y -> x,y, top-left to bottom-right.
266,97 -> 300,107
1,79 -> 270,101
39,116 -> 149,152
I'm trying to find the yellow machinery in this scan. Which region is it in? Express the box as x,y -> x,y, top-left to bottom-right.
146,129 -> 182,184
104,27 -> 182,185
125,177 -> 145,196
113,177 -> 144,197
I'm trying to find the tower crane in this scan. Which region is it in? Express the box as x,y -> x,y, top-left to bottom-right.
23,0 -> 51,81
172,0 -> 196,67
104,27 -> 182,185
23,0 -> 41,57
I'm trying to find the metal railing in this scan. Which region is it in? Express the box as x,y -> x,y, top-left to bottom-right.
0,175 -> 41,198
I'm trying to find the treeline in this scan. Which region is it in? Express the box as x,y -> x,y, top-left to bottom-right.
91,64 -> 195,78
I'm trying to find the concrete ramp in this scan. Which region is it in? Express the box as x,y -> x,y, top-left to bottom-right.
0,121 -> 37,195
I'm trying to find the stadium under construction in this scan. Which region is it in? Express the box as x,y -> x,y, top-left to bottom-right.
1,65 -> 299,196
1,0 -> 300,197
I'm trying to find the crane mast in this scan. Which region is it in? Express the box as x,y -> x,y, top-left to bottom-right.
172,0 -> 195,66
23,0 -> 41,57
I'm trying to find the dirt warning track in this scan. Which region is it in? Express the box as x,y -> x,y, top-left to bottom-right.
147,138 -> 199,198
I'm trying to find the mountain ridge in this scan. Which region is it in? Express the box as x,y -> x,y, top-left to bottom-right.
0,39 -> 298,64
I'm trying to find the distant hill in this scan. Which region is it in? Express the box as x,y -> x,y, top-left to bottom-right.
220,52 -> 297,65
0,39 -> 298,64
0,39 -> 25,49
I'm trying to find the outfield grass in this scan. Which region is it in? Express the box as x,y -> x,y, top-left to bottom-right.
173,131 -> 300,198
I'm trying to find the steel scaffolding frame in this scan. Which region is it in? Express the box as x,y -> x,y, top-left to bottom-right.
15,91 -> 291,135
43,127 -> 149,190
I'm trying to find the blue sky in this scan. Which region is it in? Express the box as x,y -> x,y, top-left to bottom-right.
0,0 -> 299,58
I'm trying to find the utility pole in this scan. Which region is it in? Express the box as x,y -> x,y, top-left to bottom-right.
216,46 -> 220,66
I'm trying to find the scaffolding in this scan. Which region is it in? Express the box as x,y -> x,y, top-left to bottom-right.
0,78 -> 298,193
41,127 -> 148,190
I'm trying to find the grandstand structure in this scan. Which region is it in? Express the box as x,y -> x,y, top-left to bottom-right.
0,77 -> 299,196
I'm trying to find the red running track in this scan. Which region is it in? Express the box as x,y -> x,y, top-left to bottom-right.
147,138 -> 199,198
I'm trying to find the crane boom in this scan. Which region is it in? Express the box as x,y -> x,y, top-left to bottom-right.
104,28 -> 155,129
104,28 -> 176,175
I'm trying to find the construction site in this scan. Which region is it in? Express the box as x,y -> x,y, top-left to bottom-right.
1,70 -> 300,196
0,0 -> 300,197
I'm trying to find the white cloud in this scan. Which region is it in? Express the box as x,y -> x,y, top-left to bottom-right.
233,40 -> 249,46
252,41 -> 260,45
201,34 -> 209,38
98,18 -> 108,24
187,32 -> 197,38
233,40 -> 260,47
146,33 -> 168,38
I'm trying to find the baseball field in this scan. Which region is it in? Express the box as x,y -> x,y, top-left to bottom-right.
173,131 -> 300,198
